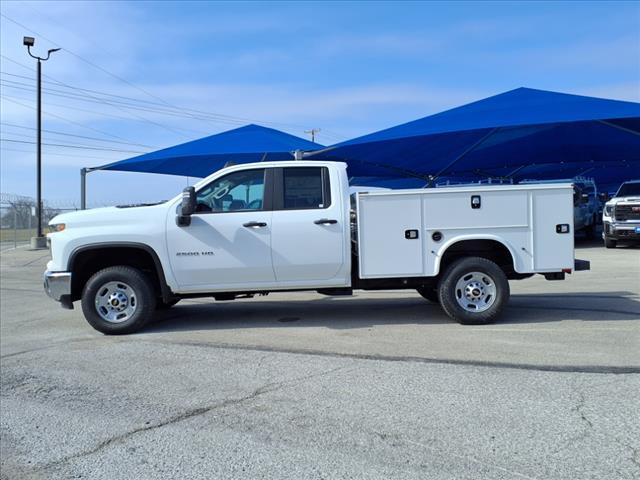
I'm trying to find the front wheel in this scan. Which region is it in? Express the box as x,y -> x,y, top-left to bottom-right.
604,237 -> 617,249
81,266 -> 156,335
438,257 -> 510,325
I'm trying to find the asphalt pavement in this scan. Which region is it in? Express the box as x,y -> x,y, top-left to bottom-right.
1,239 -> 639,479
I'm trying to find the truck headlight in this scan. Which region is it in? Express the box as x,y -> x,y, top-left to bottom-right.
49,223 -> 66,233
604,205 -> 613,217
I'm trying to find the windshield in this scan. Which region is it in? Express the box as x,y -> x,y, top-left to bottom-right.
615,182 -> 640,197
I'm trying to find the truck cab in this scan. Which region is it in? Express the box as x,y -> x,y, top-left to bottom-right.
44,161 -> 589,334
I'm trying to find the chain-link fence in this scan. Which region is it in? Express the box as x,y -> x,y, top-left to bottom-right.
0,193 -> 82,250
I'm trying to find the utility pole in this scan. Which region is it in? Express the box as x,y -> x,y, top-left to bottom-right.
23,36 -> 60,249
305,128 -> 321,143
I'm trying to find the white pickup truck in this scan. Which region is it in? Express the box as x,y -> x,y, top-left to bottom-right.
44,161 -> 589,334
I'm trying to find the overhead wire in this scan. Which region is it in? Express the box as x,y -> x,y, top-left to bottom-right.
0,122 -> 159,149
1,14 -> 348,144
2,96 -> 152,144
0,138 -> 147,154
1,146 -> 124,161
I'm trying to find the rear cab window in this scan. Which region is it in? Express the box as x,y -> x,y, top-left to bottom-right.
280,167 -> 331,210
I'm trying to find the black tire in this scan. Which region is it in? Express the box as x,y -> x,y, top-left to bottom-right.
81,266 -> 156,335
437,257 -> 510,325
604,237 -> 617,249
416,286 -> 439,303
156,298 -> 180,310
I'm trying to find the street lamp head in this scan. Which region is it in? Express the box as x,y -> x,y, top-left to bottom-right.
48,48 -> 61,55
23,36 -> 35,47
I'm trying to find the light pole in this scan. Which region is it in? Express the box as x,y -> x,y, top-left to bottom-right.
23,36 -> 60,249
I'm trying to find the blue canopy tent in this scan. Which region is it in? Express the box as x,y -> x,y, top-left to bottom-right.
98,123 -> 323,177
310,88 -> 640,192
81,124 -> 322,208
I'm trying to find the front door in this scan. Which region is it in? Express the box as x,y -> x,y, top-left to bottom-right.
166,168 -> 275,291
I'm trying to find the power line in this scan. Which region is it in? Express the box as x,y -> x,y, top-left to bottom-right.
0,15 -> 347,142
2,96 -> 157,144
0,122 -> 158,149
0,57 -> 201,138
1,13 -> 181,109
1,146 -> 122,161
1,79 -> 248,127
2,91 -> 198,126
1,71 -> 348,140
1,138 -> 147,154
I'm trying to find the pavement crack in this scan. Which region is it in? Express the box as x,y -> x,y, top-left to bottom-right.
551,386 -> 594,455
36,365 -> 348,473
571,386 -> 594,430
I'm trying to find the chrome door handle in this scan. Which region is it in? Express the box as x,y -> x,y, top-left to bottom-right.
314,218 -> 338,225
243,221 -> 267,228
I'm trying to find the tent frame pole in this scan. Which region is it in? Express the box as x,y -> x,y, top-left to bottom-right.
80,168 -> 87,210
80,166 -> 101,210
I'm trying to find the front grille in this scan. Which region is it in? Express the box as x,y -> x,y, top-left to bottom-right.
617,229 -> 640,238
615,204 -> 640,221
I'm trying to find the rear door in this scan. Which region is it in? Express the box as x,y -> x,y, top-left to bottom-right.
270,166 -> 347,285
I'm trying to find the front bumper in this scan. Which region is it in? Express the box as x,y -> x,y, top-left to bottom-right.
44,271 -> 73,309
603,221 -> 640,241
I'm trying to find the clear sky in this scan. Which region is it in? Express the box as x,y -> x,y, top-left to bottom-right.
1,1 -> 638,206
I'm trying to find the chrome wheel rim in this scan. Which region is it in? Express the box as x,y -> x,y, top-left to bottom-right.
94,281 -> 137,323
454,271 -> 496,313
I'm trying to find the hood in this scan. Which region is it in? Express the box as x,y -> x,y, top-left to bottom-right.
49,203 -> 168,229
606,196 -> 640,206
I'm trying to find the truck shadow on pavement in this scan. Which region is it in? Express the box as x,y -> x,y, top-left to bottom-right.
145,290 -> 640,333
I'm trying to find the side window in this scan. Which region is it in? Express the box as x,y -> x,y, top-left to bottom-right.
282,167 -> 331,210
195,169 -> 265,213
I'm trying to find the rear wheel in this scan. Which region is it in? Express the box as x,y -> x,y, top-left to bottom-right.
416,286 -> 439,303
81,266 -> 156,335
438,257 -> 509,325
604,237 -> 617,249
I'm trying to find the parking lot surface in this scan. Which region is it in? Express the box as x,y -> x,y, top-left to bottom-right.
1,240 -> 639,479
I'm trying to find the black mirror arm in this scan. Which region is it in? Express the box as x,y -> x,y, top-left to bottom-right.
176,215 -> 192,227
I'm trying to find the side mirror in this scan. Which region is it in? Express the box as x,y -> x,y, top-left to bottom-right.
176,186 -> 196,226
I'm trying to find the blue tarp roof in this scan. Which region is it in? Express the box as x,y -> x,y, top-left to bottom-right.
100,124 -> 322,177
312,87 -> 640,190
100,88 -> 639,191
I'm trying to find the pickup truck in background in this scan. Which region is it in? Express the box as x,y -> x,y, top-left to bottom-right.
44,161 -> 590,334
602,179 -> 640,248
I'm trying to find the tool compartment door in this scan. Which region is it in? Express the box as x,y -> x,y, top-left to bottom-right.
532,187 -> 574,271
357,193 -> 423,278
